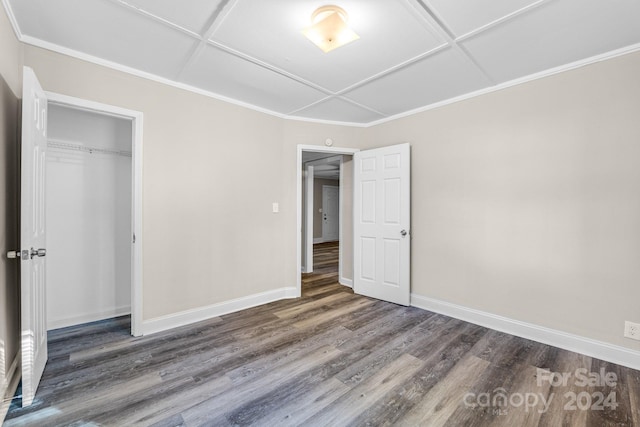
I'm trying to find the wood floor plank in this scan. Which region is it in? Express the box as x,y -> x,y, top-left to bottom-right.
69,334 -> 148,363
397,354 -> 490,427
273,291 -> 352,318
158,322 -> 307,383
181,345 -> 343,426
85,376 -> 196,426
338,299 -> 404,331
100,374 -> 233,426
337,305 -> 430,352
471,330 -> 544,369
409,319 -> 486,361
302,273 -> 338,283
244,377 -> 350,427
225,325 -> 353,385
484,364 -> 552,427
303,282 -> 348,297
335,316 -> 441,386
292,296 -> 375,329
35,328 -> 234,401
150,413 -> 186,427
628,368 -> 640,426
3,372 -> 165,427
351,319 -> 489,427
586,359 -> 636,426
302,353 -> 425,426
536,349 -> 592,427
229,326 -> 430,425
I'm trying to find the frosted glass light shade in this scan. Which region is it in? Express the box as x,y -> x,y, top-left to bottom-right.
303,5 -> 359,53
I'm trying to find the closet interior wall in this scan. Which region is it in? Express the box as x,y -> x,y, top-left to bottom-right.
46,104 -> 132,329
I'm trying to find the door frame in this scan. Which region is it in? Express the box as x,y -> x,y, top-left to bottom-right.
303,163 -> 314,273
296,145 -> 359,297
46,92 -> 144,337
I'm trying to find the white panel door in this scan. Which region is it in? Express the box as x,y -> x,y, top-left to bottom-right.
353,143 -> 410,305
322,185 -> 339,241
20,67 -> 49,407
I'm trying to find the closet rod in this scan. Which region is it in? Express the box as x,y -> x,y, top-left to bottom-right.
47,138 -> 132,158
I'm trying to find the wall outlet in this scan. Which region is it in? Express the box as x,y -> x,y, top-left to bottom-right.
624,321 -> 640,341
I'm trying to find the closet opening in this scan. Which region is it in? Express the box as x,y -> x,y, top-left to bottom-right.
45,93 -> 143,336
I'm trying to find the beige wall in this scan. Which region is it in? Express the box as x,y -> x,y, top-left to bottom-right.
0,4 -> 22,398
360,51 -> 640,350
313,178 -> 339,239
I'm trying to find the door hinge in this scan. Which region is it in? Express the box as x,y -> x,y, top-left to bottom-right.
133,233 -> 136,244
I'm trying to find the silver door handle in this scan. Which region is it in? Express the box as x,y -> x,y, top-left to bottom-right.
30,248 -> 46,259
400,229 -> 408,237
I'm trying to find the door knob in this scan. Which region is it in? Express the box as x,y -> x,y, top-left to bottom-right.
400,229 -> 408,237
30,248 -> 46,259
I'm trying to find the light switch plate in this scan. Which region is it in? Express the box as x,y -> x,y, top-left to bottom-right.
272,202 -> 279,213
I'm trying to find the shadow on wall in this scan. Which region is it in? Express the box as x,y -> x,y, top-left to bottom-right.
0,74 -> 20,383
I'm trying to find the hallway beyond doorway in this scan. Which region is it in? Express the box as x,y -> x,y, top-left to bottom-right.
302,242 -> 341,297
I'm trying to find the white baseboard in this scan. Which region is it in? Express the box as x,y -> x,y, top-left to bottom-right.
143,287 -> 298,336
1,352 -> 21,424
410,293 -> 640,371
48,305 -> 131,331
339,277 -> 353,288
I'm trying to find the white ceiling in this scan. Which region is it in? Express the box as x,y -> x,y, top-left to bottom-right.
5,0 -> 640,125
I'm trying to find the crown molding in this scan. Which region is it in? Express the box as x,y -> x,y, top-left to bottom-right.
365,41 -> 640,127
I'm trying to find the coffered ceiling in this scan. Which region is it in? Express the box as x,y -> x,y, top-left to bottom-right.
4,0 -> 640,125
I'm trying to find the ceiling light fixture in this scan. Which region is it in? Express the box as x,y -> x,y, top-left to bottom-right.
302,5 -> 359,53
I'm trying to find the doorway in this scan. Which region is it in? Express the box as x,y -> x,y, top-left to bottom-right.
46,92 -> 143,337
297,145 -> 359,297
297,143 -> 412,305
303,153 -> 342,274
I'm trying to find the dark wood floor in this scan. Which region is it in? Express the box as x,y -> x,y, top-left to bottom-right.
5,242 -> 640,426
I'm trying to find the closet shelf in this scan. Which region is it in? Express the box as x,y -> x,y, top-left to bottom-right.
48,138 -> 132,158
